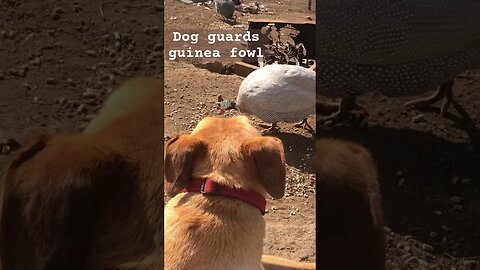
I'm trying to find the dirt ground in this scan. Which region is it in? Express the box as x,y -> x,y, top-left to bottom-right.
164,0 -> 316,263
318,70 -> 480,269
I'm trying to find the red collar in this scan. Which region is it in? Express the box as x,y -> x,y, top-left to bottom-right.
181,179 -> 267,215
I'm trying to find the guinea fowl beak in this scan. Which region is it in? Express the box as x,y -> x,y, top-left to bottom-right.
216,106 -> 226,115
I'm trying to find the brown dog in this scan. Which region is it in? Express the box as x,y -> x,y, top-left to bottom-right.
164,116 -> 291,270
316,138 -> 385,270
0,78 -> 163,269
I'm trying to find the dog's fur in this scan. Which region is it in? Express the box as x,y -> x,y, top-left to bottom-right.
164,116 -> 288,270
0,78 -> 163,270
316,138 -> 385,270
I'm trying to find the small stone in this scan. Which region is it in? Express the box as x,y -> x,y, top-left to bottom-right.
24,33 -> 34,41
113,31 -> 121,40
153,43 -> 163,51
7,69 -> 19,76
460,178 -> 471,185
421,243 -> 434,252
56,97 -> 67,104
53,7 -> 64,14
86,50 -> 97,57
452,176 -> 460,184
441,225 -> 450,232
74,3 -> 83,12
146,56 -> 154,64
412,114 -> 425,123
76,104 -> 87,114
22,82 -> 32,89
7,30 -> 17,39
82,88 -> 98,98
449,196 -> 464,204
404,256 -> 419,264
429,231 -> 437,238
46,77 -> 57,84
31,57 -> 41,66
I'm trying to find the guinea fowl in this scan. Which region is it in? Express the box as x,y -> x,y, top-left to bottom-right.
214,0 -> 236,21
316,0 -> 480,124
217,64 -> 315,132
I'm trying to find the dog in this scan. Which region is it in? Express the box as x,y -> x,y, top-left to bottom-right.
164,115 -> 294,270
316,138 -> 385,270
0,78 -> 163,269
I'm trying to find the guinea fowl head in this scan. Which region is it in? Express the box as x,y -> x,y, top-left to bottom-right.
216,95 -> 237,115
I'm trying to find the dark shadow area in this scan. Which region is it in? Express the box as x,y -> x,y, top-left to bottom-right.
318,125 -> 480,257
270,131 -> 315,173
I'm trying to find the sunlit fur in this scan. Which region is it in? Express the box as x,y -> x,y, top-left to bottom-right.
164,116 -> 287,270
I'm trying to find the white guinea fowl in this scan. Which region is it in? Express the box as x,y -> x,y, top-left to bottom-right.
217,64 -> 315,132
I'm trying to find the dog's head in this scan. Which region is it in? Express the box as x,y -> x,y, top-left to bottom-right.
164,116 -> 286,199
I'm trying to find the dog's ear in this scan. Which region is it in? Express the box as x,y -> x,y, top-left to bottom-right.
241,136 -> 286,199
164,135 -> 206,197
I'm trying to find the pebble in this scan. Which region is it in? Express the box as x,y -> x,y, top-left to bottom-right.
412,114 -> 425,123
74,4 -> 83,12
449,196 -> 464,204
76,104 -> 87,114
86,50 -> 97,57
56,97 -> 67,104
7,30 -> 17,39
114,31 -> 121,40
153,43 -> 163,51
460,178 -> 471,185
22,82 -> 32,89
46,77 -> 57,84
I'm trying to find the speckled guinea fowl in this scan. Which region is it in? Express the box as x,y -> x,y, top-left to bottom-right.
217,64 -> 315,132
316,0 -> 480,124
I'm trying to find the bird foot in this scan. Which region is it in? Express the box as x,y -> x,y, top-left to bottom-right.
404,80 -> 454,116
317,109 -> 351,126
260,123 -> 279,134
317,98 -> 368,126
405,96 -> 452,116
293,119 -> 314,132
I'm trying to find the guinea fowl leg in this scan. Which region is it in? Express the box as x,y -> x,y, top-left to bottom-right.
317,96 -> 364,125
404,80 -> 454,116
267,122 -> 279,132
293,118 -> 314,132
